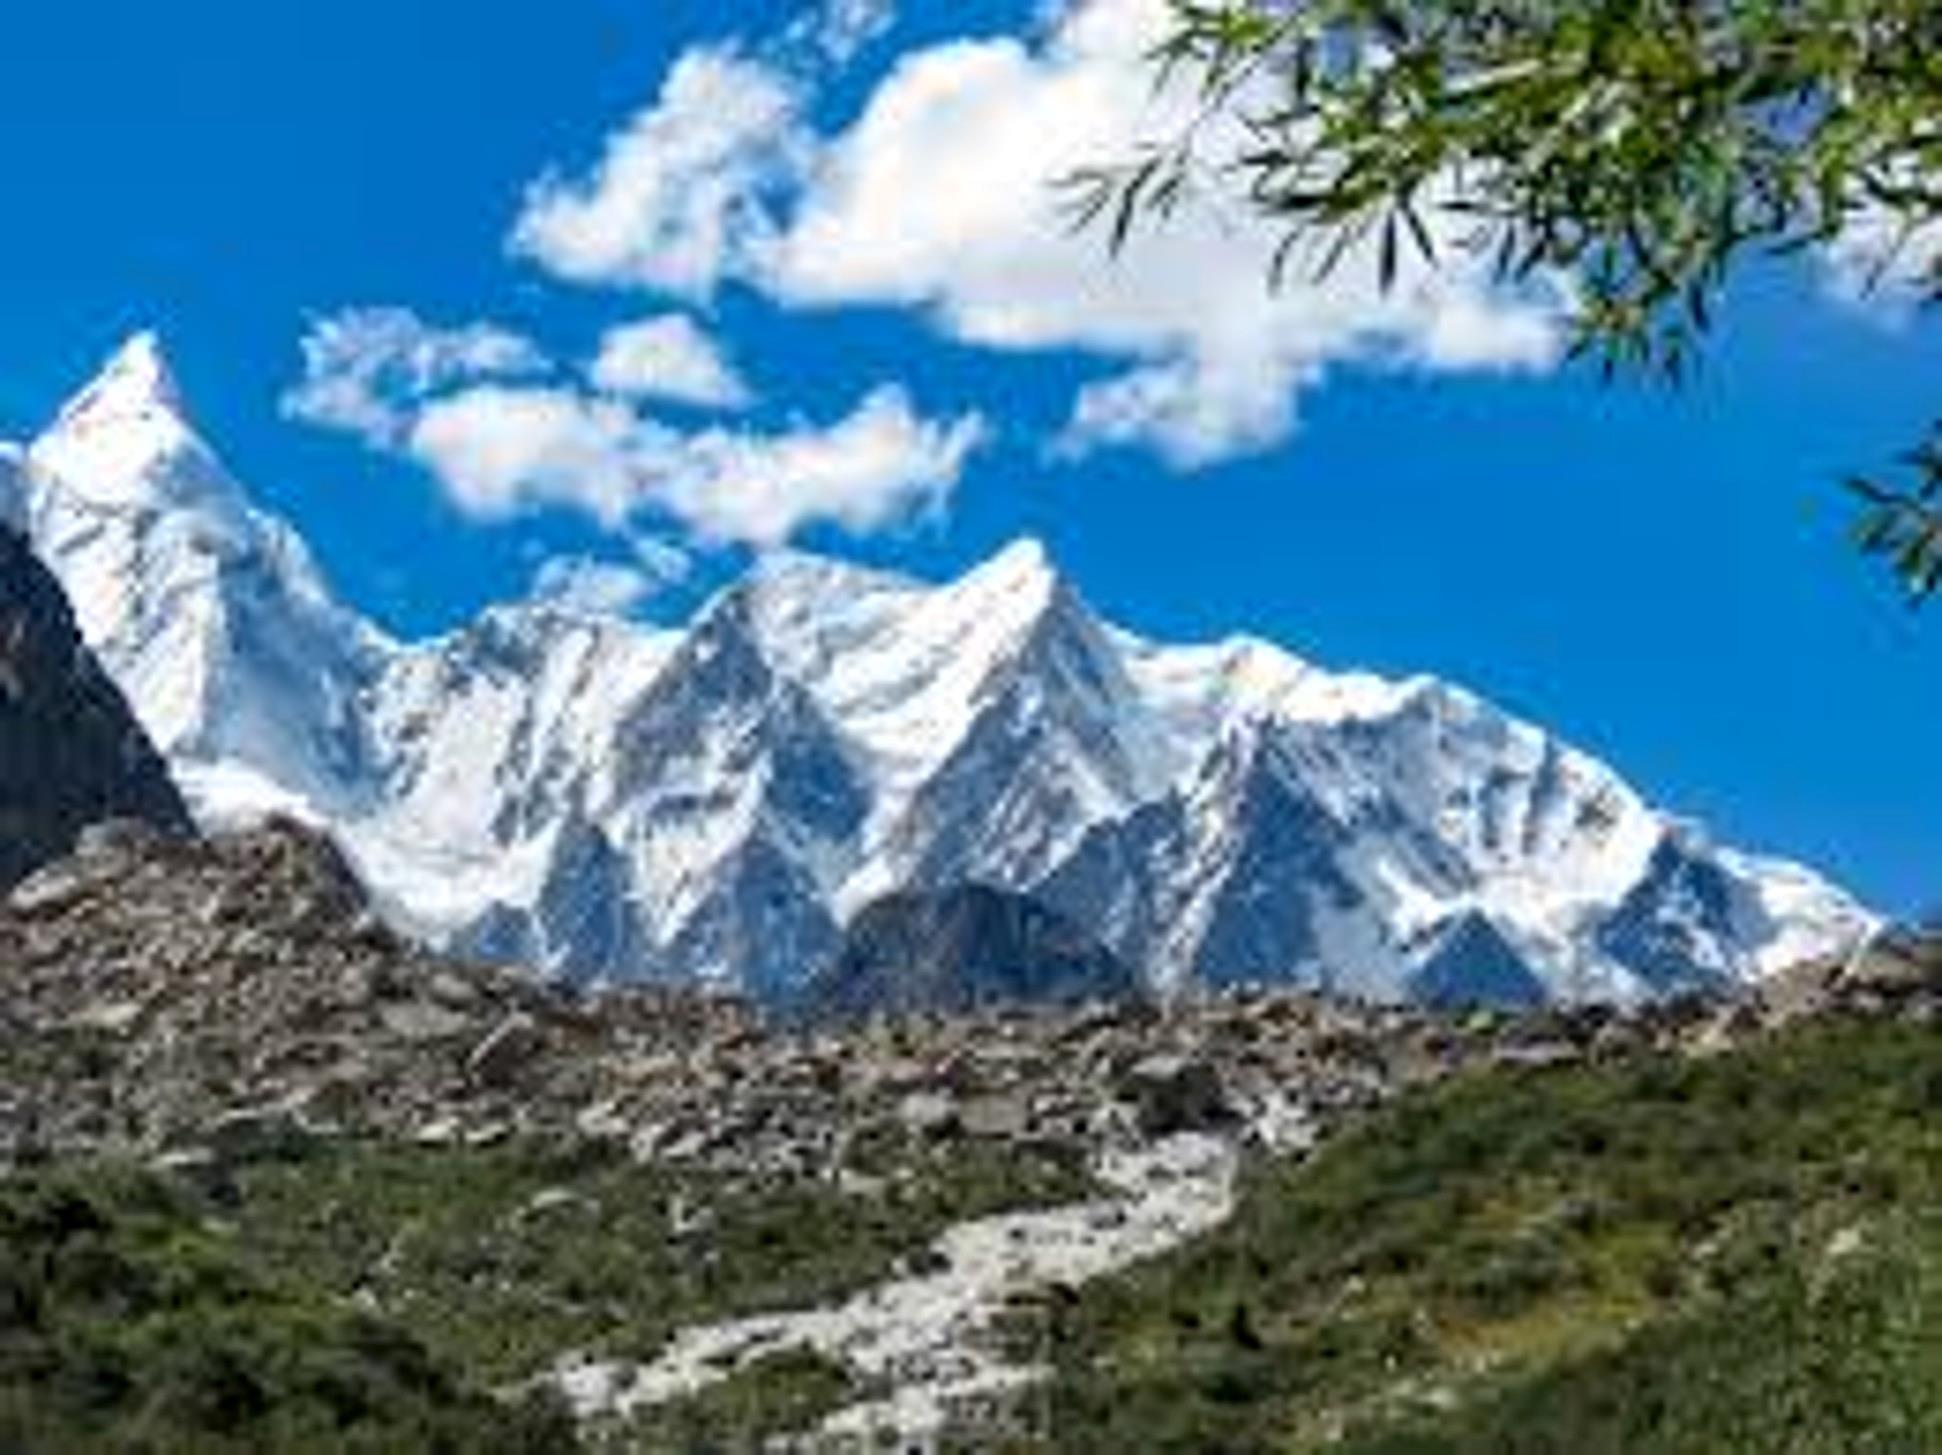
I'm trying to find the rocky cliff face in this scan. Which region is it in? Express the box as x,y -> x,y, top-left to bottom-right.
0,525 -> 191,889
802,884 -> 1137,1022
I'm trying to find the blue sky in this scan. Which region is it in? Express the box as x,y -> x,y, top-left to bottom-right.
0,0 -> 1936,915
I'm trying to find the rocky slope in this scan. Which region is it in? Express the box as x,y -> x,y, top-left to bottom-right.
2,805 -> 1925,1180
1,814 -> 1931,1448
0,522 -> 190,889
4,335 -> 1876,1007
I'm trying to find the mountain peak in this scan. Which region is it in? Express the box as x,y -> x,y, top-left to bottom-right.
942,538 -> 1067,640
57,331 -> 184,429
745,546 -> 915,603
976,536 -> 1056,590
29,330 -> 243,521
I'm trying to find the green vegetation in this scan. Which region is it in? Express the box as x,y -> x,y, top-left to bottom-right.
16,1019 -> 1942,1451
1076,0 -> 1942,600
995,1018 -> 1942,1452
0,1164 -> 573,1454
227,1130 -> 1091,1387
0,1128 -> 1093,1452
609,1348 -> 856,1453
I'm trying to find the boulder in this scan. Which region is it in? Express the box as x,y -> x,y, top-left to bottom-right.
466,1012 -> 547,1089
1119,1054 -> 1231,1137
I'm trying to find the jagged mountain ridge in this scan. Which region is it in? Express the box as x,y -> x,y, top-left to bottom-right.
3,335 -> 1876,1004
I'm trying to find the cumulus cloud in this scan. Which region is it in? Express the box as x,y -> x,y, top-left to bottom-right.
407,387 -> 653,525
590,314 -> 752,408
401,381 -> 984,545
765,0 -> 1560,464
509,0 -> 1561,468
509,48 -> 808,299
661,385 -> 987,544
299,0 -> 1557,556
283,308 -> 549,447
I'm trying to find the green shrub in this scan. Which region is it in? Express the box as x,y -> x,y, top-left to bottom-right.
0,1166 -> 577,1453
1020,1019 -> 1942,1453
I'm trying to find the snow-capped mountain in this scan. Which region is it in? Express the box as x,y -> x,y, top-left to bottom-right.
5,336 -> 1877,1005
19,334 -> 390,821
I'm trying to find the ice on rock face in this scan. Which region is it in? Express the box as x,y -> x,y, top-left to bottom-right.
15,333 -> 1880,1003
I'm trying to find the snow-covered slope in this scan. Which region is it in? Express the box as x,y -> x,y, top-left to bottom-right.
16,335 -> 1878,1005
21,334 -> 391,822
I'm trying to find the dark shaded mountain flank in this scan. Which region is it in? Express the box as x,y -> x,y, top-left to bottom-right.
804,883 -> 1138,1022
0,527 -> 190,888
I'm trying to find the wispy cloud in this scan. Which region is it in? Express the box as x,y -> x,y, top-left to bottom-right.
791,0 -> 899,64
282,308 -> 549,447
529,551 -> 684,616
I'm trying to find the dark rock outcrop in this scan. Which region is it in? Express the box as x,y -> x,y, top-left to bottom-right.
1406,912 -> 1550,1010
0,527 -> 191,888
803,884 -> 1138,1023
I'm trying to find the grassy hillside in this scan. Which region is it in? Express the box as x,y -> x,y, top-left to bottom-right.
0,1131 -> 1091,1452
996,1018 -> 1942,1453
7,1015 -> 1939,1451
0,1165 -> 574,1454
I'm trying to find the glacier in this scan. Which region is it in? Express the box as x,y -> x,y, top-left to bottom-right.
2,334 -> 1877,1006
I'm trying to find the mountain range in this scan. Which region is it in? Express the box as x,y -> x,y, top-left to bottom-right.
0,335 -> 1876,1006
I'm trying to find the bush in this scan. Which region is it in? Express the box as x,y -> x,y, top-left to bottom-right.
1022,1019 -> 1942,1453
0,1166 -> 578,1453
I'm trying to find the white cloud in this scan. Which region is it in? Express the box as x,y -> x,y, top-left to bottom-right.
305,0 -> 1560,557
663,385 -> 987,545
509,0 -> 1560,468
401,381 -> 984,545
761,0 -> 1561,464
792,0 -> 898,64
283,308 -> 549,446
590,314 -> 752,408
530,554 -> 673,616
1057,356 -> 1318,469
408,387 -> 655,526
628,533 -> 697,588
509,48 -> 808,300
